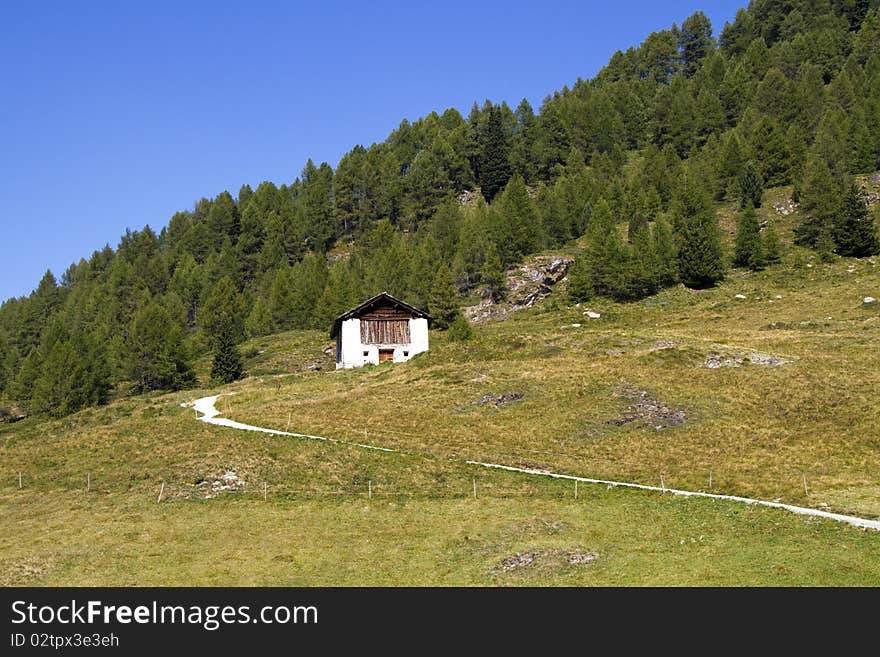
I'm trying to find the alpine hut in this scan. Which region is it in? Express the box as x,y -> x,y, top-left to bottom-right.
330,292 -> 431,369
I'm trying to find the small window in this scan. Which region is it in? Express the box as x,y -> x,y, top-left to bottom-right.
403,350 -> 409,357
363,351 -> 369,357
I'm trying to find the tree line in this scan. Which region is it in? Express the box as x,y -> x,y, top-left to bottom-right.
1,0 -> 879,417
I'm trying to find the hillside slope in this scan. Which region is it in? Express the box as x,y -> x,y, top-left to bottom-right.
3,184 -> 880,585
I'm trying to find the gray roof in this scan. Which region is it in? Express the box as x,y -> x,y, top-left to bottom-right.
329,292 -> 431,338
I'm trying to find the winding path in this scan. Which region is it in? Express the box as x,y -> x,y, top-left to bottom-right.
192,394 -> 880,532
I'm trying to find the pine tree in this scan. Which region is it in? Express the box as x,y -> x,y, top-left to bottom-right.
491,174 -> 540,265
817,228 -> 837,263
762,222 -> 782,264
128,302 -> 195,393
481,242 -> 505,302
567,253 -> 594,303
584,199 -> 629,297
622,224 -> 659,299
198,276 -> 245,344
245,295 -> 272,337
733,203 -> 765,270
678,11 -> 714,77
671,178 -> 725,288
739,163 -> 763,209
429,264 -> 460,330
199,276 -> 247,384
478,105 -> 512,202
652,216 -> 678,287
795,155 -> 841,247
834,182 -> 880,257
211,327 -> 244,384
0,330 -> 9,395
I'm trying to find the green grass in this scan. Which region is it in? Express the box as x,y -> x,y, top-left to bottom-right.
3,478 -> 879,586
2,186 -> 879,585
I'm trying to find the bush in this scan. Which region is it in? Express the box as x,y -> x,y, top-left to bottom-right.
447,314 -> 474,342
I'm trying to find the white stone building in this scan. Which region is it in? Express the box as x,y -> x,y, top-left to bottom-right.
330,292 -> 431,369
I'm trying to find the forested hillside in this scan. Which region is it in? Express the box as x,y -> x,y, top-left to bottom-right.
1,0 -> 879,418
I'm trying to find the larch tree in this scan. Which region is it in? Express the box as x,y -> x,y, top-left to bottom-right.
671,178 -> 725,288
833,182 -> 879,257
429,263 -> 460,330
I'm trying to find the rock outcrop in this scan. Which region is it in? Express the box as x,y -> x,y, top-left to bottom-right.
464,255 -> 572,324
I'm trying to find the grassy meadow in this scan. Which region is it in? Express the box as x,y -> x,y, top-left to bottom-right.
2,185 -> 880,585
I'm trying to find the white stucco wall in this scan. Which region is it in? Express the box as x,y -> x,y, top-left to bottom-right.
336,316 -> 429,369
408,317 -> 429,358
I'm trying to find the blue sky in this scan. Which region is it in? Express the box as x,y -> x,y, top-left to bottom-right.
0,0 -> 746,301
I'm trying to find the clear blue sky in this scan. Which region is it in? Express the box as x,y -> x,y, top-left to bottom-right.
0,0 -> 746,302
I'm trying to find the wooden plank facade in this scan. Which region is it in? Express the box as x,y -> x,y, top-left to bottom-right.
359,307 -> 412,344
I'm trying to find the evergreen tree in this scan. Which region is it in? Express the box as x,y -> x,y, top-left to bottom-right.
245,295 -> 272,337
491,174 -> 540,265
300,160 -> 336,252
795,155 -> 841,247
199,276 -> 247,384
429,264 -> 460,330
481,242 -> 505,302
678,11 -> 714,77
622,223 -> 660,299
834,182 -> 880,257
567,255 -> 593,303
739,162 -> 763,208
211,328 -> 244,384
584,199 -> 628,297
267,267 -> 296,331
128,302 -> 195,393
733,203 -> 766,270
817,228 -> 837,263
762,222 -> 782,264
198,276 -> 246,343
652,216 -> 678,287
477,105 -> 512,202
671,178 -> 725,288
0,331 -> 8,395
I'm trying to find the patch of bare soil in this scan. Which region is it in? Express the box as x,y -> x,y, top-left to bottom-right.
605,387 -> 686,430
493,549 -> 599,573
476,391 -> 524,407
0,557 -> 52,585
702,351 -> 792,368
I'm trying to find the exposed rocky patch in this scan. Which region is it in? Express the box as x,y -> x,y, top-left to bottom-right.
493,549 -> 598,573
456,189 -> 484,207
464,255 -> 572,324
648,340 -> 680,351
0,405 -> 26,423
476,391 -> 524,407
702,351 -> 792,368
772,198 -> 798,216
0,557 -> 52,586
606,387 -> 686,430
194,470 -> 246,499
